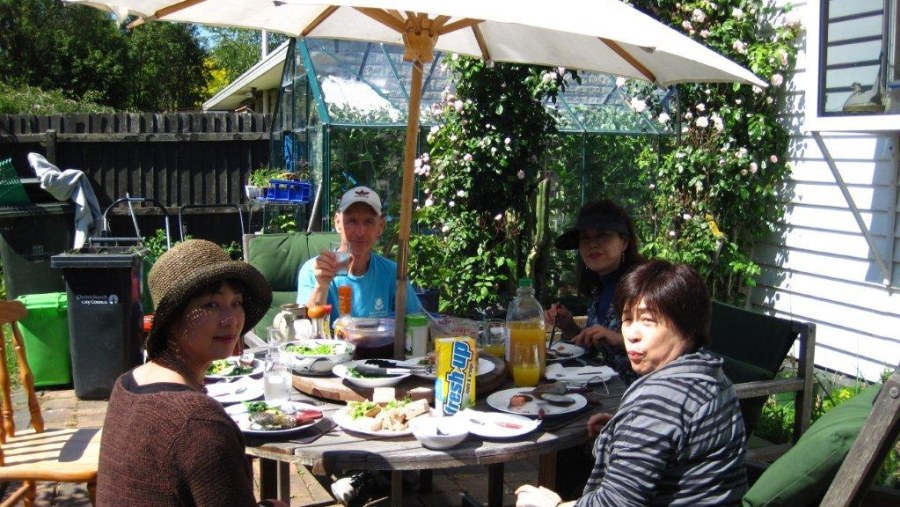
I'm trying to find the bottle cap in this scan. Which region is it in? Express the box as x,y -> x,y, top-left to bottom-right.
518,278 -> 533,287
406,314 -> 428,326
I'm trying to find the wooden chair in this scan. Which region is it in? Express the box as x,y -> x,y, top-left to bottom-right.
708,301 -> 816,461
0,300 -> 101,506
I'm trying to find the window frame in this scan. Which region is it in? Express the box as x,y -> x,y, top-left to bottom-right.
806,0 -> 900,131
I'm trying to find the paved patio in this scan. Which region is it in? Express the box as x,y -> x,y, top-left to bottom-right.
2,387 -> 542,506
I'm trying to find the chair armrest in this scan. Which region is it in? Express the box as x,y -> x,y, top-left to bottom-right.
735,378 -> 807,399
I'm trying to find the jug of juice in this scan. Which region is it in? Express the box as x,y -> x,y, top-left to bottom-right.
506,278 -> 546,378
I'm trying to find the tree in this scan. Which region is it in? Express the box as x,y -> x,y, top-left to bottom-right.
125,21 -> 210,111
0,0 -> 129,108
205,28 -> 287,96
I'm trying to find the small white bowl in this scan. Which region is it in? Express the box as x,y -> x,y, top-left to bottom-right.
410,416 -> 470,450
332,360 -> 410,388
282,339 -> 354,375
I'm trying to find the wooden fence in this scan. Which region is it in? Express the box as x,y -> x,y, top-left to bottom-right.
0,112 -> 272,208
0,112 -> 273,245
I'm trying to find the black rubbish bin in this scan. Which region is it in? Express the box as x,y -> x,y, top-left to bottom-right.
0,203 -> 74,300
51,246 -> 147,400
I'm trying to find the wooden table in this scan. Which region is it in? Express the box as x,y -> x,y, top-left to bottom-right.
243,374 -> 626,506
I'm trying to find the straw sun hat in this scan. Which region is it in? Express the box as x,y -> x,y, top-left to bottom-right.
145,239 -> 272,359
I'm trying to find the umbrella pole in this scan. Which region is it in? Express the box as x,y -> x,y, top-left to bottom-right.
394,59 -> 425,359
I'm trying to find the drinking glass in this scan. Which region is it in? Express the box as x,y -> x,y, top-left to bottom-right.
480,319 -> 507,359
511,343 -> 541,387
330,241 -> 351,276
264,356 -> 292,404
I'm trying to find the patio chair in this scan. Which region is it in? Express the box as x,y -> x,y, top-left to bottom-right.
242,231 -> 339,338
0,300 -> 101,506
708,301 -> 816,459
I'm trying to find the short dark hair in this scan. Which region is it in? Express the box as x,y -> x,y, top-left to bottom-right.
575,199 -> 643,296
613,260 -> 711,348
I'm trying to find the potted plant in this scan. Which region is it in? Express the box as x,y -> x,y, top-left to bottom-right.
246,166 -> 282,200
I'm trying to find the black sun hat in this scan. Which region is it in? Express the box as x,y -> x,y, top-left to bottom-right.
555,207 -> 631,250
145,239 -> 272,358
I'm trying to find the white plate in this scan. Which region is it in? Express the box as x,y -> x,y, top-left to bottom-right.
546,342 -> 587,362
462,409 -> 541,439
332,406 -> 429,437
545,364 -> 615,383
205,357 -> 265,381
333,360 -> 411,388
486,387 -> 587,417
225,401 -> 323,436
402,357 -> 495,380
206,377 -> 265,404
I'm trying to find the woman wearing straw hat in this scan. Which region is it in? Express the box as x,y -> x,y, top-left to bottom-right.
96,239 -> 287,506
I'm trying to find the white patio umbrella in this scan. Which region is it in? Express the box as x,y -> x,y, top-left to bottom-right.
68,0 -> 766,358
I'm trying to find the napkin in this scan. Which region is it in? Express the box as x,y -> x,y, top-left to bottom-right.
545,363 -> 616,382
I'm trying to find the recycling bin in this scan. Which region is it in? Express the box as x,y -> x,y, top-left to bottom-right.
0,203 -> 73,300
15,292 -> 71,387
51,246 -> 147,400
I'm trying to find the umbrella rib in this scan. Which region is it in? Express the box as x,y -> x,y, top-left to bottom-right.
598,37 -> 657,83
471,25 -> 491,61
356,7 -> 406,34
302,5 -> 339,36
153,0 -> 206,19
437,18 -> 482,36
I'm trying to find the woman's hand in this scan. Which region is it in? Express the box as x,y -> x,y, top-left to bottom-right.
587,413 -> 613,438
516,485 -> 563,507
545,304 -> 576,337
571,326 -> 623,349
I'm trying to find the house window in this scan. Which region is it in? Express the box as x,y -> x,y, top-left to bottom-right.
818,0 -> 899,116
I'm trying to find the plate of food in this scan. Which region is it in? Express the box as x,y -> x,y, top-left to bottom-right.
545,342 -> 587,362
333,398 -> 432,437
400,356 -> 495,380
282,339 -> 354,376
206,376 -> 264,404
486,387 -> 587,417
461,409 -> 540,439
332,360 -> 411,388
205,355 -> 265,381
225,401 -> 324,436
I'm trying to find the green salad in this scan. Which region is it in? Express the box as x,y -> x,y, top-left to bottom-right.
285,343 -> 339,356
207,359 -> 255,376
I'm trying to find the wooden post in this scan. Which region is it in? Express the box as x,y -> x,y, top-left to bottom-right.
45,129 -> 57,165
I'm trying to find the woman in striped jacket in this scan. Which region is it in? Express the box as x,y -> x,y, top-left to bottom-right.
518,260 -> 748,507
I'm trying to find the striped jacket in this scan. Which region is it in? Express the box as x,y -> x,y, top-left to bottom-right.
577,349 -> 748,506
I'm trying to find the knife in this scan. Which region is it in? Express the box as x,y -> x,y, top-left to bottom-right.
353,363 -> 428,377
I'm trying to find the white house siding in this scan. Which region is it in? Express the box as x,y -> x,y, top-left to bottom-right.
750,0 -> 899,382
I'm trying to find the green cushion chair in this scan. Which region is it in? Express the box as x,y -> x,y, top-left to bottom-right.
242,232 -> 338,336
742,381 -> 883,506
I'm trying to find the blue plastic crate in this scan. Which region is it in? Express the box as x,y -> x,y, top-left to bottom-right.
264,179 -> 311,204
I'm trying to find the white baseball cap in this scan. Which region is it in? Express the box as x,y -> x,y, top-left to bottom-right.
338,186 -> 382,215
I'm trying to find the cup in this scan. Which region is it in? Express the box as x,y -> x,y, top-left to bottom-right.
480,319 -> 507,359
264,357 -> 292,403
330,241 -> 351,276
511,343 -> 541,387
267,326 -> 284,355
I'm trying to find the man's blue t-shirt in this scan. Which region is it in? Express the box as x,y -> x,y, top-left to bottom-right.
296,253 -> 423,323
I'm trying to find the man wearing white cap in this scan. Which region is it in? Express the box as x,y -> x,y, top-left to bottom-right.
296,186 -> 422,322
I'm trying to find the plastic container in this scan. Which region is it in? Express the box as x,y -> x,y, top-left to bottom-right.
506,278 -> 546,377
335,317 -> 395,359
264,179 -> 311,204
15,292 -> 71,387
405,313 -> 430,357
0,203 -> 74,300
51,246 -> 147,400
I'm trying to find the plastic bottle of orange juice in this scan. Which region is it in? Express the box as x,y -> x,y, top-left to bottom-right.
506,278 -> 546,382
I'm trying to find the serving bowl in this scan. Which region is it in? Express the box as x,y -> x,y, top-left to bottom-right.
409,416 -> 470,450
281,339 -> 354,375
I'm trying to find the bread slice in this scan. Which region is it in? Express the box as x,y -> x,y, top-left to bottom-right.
402,398 -> 430,419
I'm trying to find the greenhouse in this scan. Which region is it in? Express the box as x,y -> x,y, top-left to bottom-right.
267,37 -> 674,232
